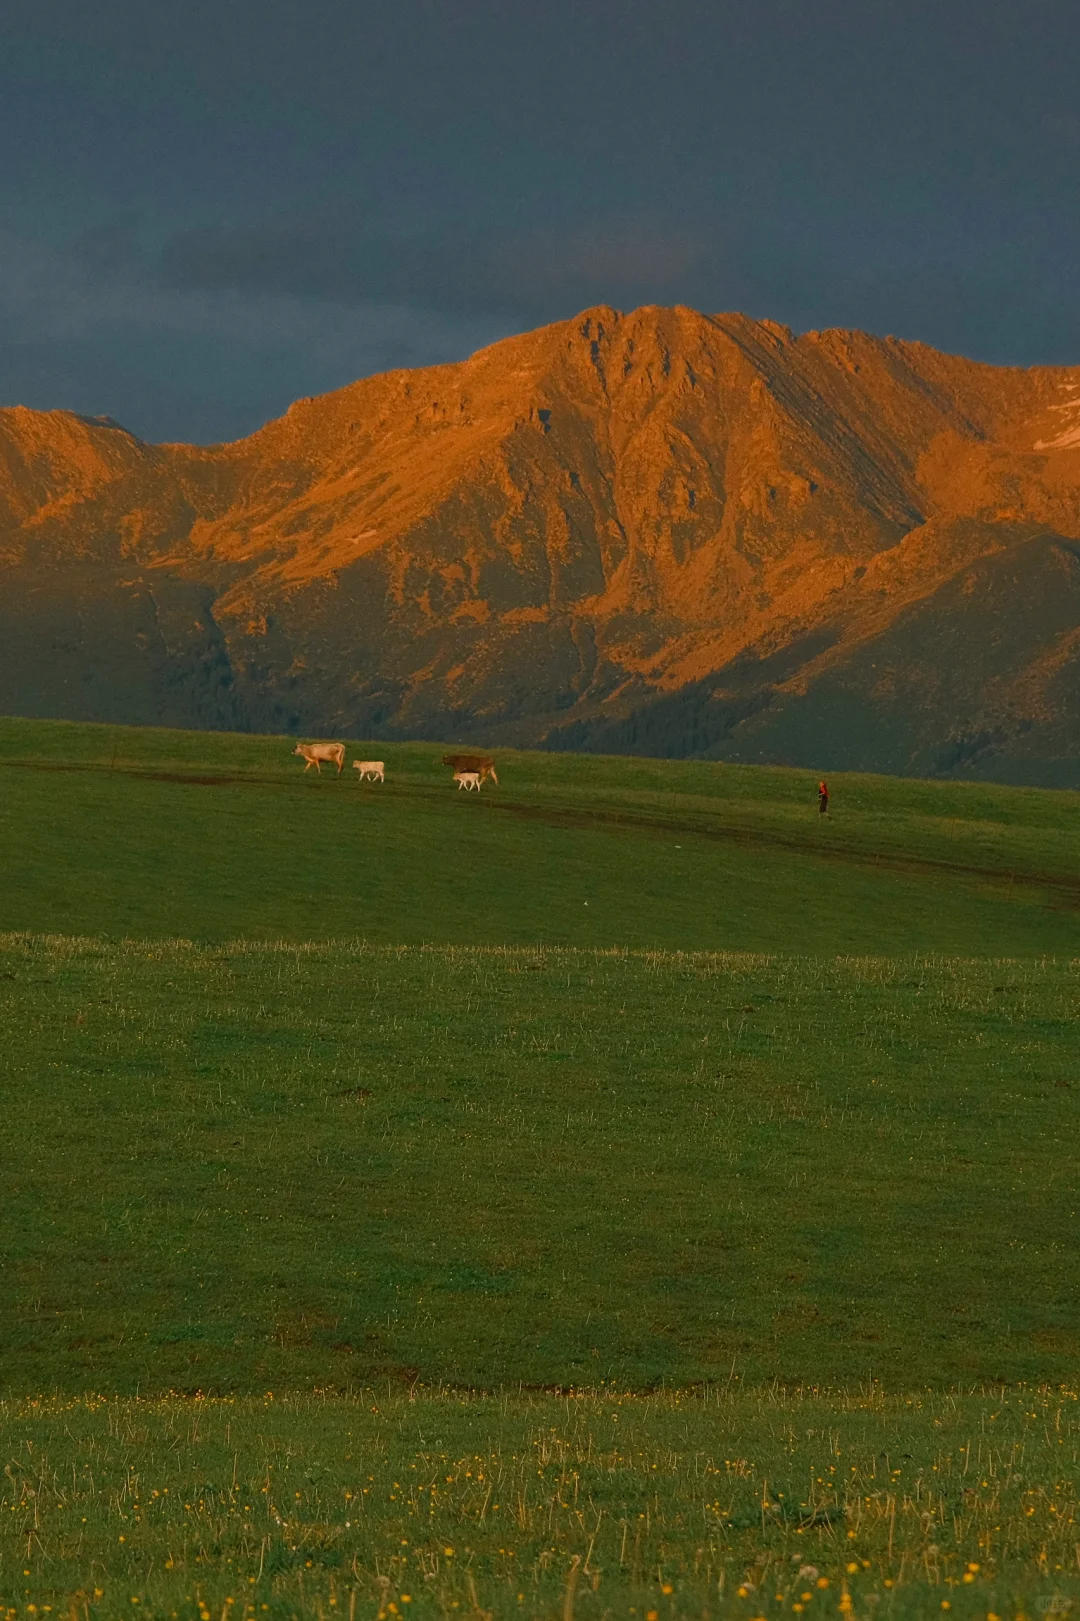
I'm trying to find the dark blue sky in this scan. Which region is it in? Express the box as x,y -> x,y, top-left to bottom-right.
1,0 -> 1077,442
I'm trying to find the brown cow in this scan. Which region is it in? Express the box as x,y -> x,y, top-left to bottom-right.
293,741 -> 346,774
442,753 -> 498,785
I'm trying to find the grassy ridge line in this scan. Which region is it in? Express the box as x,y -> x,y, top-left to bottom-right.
5,712 -> 1080,866
3,935 -> 1078,1394
0,930 -> 1059,964
2,716 -> 1078,951
3,1387 -> 1080,1621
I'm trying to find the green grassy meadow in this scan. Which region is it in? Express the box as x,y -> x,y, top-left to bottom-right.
1,715 -> 1079,953
4,1387 -> 1080,1621
3,934 -> 1079,1394
2,714 -> 1080,1617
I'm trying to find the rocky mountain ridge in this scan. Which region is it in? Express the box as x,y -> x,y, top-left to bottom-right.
2,304 -> 1079,782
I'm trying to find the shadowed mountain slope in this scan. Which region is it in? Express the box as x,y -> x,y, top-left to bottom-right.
2,305 -> 1079,781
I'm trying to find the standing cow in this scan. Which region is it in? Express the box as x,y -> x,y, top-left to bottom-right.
293,742 -> 346,774
442,753 -> 498,785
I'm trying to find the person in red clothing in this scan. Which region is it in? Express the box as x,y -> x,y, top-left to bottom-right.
818,779 -> 829,815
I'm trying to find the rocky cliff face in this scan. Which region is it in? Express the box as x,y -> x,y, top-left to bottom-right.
3,304 -> 1079,782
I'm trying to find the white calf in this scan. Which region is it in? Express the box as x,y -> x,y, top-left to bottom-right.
352,760 -> 385,782
454,771 -> 482,791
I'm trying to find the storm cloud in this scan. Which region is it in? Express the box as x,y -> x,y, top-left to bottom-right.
159,215 -> 716,321
1,0 -> 1078,441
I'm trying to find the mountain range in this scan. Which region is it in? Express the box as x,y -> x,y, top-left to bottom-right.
2,304 -> 1079,783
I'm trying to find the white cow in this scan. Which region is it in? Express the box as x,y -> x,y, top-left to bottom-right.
293,741 -> 345,774
352,760 -> 385,782
454,770 -> 482,791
